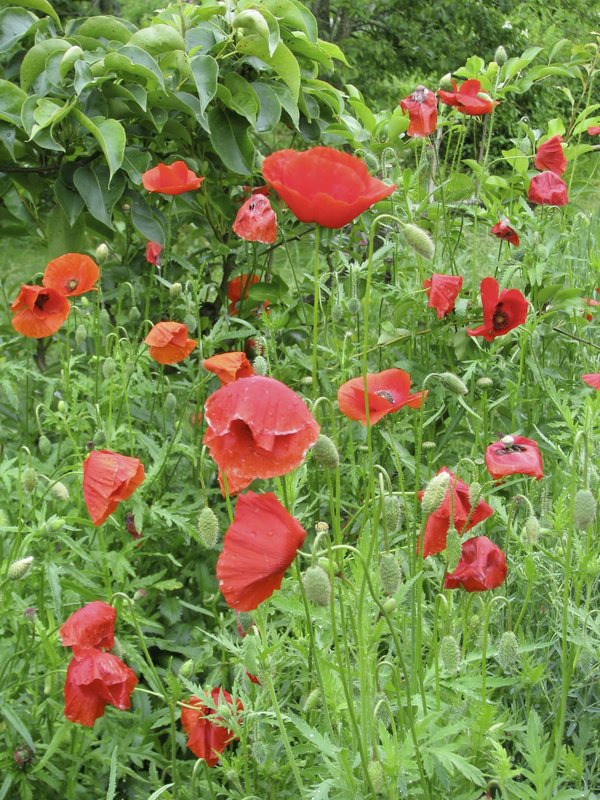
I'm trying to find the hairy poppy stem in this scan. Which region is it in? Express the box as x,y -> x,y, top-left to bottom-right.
311,225 -> 321,399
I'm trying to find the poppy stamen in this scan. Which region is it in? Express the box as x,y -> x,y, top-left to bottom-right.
67,278 -> 79,291
492,310 -> 509,330
34,293 -> 50,311
374,389 -> 395,404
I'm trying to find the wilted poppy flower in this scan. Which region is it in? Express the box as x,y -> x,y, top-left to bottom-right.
400,85 -> 438,137
203,352 -> 255,385
491,219 -> 520,247
444,536 -> 507,592
587,126 -> 600,136
181,689 -> 243,765
338,369 -> 425,426
142,161 -> 204,195
485,435 -> 543,481
42,253 -> 100,296
233,195 -> 277,244
60,601 -> 116,652
262,146 -> 396,229
203,375 -> 319,495
424,274 -> 463,319
528,171 -> 568,206
10,285 -> 71,338
418,467 -> 494,557
582,373 -> 600,389
467,277 -> 528,341
216,491 -> 307,610
146,241 -> 162,266
438,79 -> 496,115
83,450 -> 145,526
534,135 -> 567,175
144,321 -> 197,364
64,648 -> 138,727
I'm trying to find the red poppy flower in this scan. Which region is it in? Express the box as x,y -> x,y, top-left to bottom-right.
226,274 -> 264,315
528,171 -> 568,206
582,373 -> 600,389
583,298 -> 599,321
181,689 -> 243,765
418,467 -> 494,557
216,491 -> 307,610
10,284 -> 71,338
467,277 -> 528,341
534,135 -> 567,176
144,321 -> 197,364
42,253 -> 100,296
587,126 -> 600,136
262,146 -> 396,229
400,85 -> 438,137
424,274 -> 463,319
60,601 -> 116,652
64,648 -> 138,727
203,376 -> 319,495
203,352 -> 255,385
437,79 -> 497,115
83,450 -> 145,526
233,195 -> 277,244
142,161 -> 204,195
146,241 -> 162,266
337,369 -> 426,426
485,435 -> 543,481
491,220 -> 520,247
444,536 -> 507,592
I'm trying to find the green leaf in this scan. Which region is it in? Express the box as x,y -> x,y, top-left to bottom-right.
237,34 -> 300,101
259,0 -> 317,41
269,81 -> 299,126
130,194 -> 166,244
73,163 -> 125,229
128,23 -> 186,55
0,7 -> 38,53
252,81 -> 281,131
1,704 -> 35,748
54,178 -> 84,226
76,15 -> 133,43
121,146 -> 150,184
223,73 -> 259,124
207,106 -> 254,174
106,746 -> 118,800
105,45 -> 165,89
233,8 -> 280,56
0,79 -> 27,125
189,54 -> 218,115
45,203 -> 85,257
0,0 -> 59,26
72,110 -> 125,180
20,38 -> 71,92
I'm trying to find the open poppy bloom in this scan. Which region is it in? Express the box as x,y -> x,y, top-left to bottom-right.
437,79 -> 496,115
337,369 -> 425,426
216,491 -> 307,610
534,135 -> 567,175
262,146 -> 396,229
203,352 -> 255,385
491,219 -> 520,247
444,536 -> 507,592
424,274 -> 463,319
181,689 -> 243,765
582,373 -> 600,389
60,601 -> 116,652
485,435 -> 543,481
10,284 -> 71,338
83,450 -> 145,526
400,85 -> 438,137
203,375 -> 319,495
144,321 -> 197,364
146,241 -> 162,266
64,648 -> 138,727
233,194 -> 277,244
142,161 -> 204,195
418,467 -> 494,557
528,171 -> 568,206
467,277 -> 528,341
42,253 -> 100,296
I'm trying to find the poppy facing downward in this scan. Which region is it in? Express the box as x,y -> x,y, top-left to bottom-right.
528,172 -> 568,206
233,195 -> 277,244
181,689 -> 243,765
146,241 -> 162,266
400,85 -> 438,137
142,161 -> 204,195
437,79 -> 496,115
424,274 -> 463,319
60,601 -> 116,652
144,321 -> 197,364
444,536 -> 507,592
491,220 -> 520,247
485,435 -> 544,481
42,253 -> 100,296
203,352 -> 255,385
10,285 -> 71,338
83,450 -> 145,526
582,373 -> 600,390
467,277 -> 528,341
534,135 -> 567,176
338,369 -> 425,426
64,648 -> 138,727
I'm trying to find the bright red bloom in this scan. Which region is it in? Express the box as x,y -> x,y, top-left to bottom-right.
534,135 -> 567,175
467,277 -> 528,341
582,373 -> 600,389
444,536 -> 507,592
587,126 -> 600,136
146,241 -> 162,266
418,467 -> 494,557
216,491 -> 306,610
142,161 -> 203,195
42,253 -> 99,296
10,285 -> 71,338
437,79 -> 496,115
203,375 -> 319,495
583,298 -> 599,321
64,648 -> 138,727
338,369 -> 426,426
60,601 -> 116,652
262,146 -> 396,229
144,321 -> 197,364
181,689 -> 243,766
528,171 -> 568,206
485,436 -> 543,481
203,352 -> 255,385
491,219 -> 520,247
83,450 -> 145,526
233,195 -> 277,244
424,274 -> 463,319
400,85 -> 438,137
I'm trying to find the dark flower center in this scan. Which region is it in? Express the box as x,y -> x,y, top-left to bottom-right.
492,308 -> 509,330
67,278 -> 79,291
34,293 -> 50,310
374,389 -> 395,404
494,444 -> 527,456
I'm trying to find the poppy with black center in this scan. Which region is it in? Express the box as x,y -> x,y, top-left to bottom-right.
42,253 -> 100,297
337,369 -> 426,426
485,435 -> 544,480
467,277 -> 528,341
10,284 -> 71,338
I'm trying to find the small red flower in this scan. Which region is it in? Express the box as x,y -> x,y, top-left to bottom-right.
246,672 -> 261,685
203,352 -> 255,385
437,79 -> 496,115
424,274 -> 463,319
582,373 -> 600,389
583,298 -> 599,321
467,277 -> 528,341
491,219 -> 520,247
181,689 -> 243,766
146,241 -> 162,266
216,491 -> 307,610
485,436 -> 543,481
534,135 -> 567,176
64,648 -> 138,727
144,321 -> 197,364
42,253 -> 100,296
587,126 -> 600,136
227,274 -> 263,315
60,601 -> 116,651
528,171 -> 568,206
10,285 -> 71,338
83,450 -> 145,526
262,146 -> 396,229
142,161 -> 203,195
337,369 -> 426,426
233,195 -> 277,244
400,85 -> 438,137
444,536 -> 507,592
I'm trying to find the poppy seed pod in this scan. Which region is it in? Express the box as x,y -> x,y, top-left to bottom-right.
164,392 -> 177,415
494,45 -> 507,65
50,480 -> 69,501
573,490 -> 597,529
22,467 -> 38,493
311,434 -> 340,470
95,243 -> 109,264
440,635 -> 461,673
169,282 -> 182,299
402,223 -> 435,259
497,631 -> 520,672
38,434 -> 52,456
8,556 -> 34,581
421,472 -> 451,516
102,357 -> 116,380
379,552 -> 402,595
382,495 -> 403,532
179,659 -> 194,679
302,565 -> 331,607
195,506 -> 219,548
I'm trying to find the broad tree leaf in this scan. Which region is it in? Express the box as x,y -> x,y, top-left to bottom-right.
76,14 -> 133,43
237,35 -> 300,101
0,0 -> 59,26
0,79 -> 27,125
105,46 -> 165,89
72,109 -> 125,180
0,7 -> 38,53
223,73 -> 259,125
260,0 -> 317,42
20,38 -> 71,92
45,203 -> 86,257
130,194 -> 166,244
252,81 -> 281,131
73,163 -> 125,229
189,54 -> 218,115
207,106 -> 254,174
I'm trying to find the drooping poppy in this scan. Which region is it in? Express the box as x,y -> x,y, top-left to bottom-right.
42,253 -> 100,296
337,369 -> 426,426
216,491 -> 307,610
10,284 -> 71,338
59,601 -> 116,652
146,241 -> 162,266
528,171 -> 568,206
437,79 -> 497,115
424,274 -> 463,319
587,126 -> 600,136
485,435 -> 544,481
83,450 -> 145,526
400,85 -> 438,137
181,689 -> 243,765
64,648 -> 138,727
142,161 -> 204,195
203,352 -> 255,385
233,195 -> 277,244
418,466 -> 494,557
262,146 -> 396,229
582,373 -> 600,389
467,277 -> 528,341
444,535 -> 507,592
203,375 -> 319,495
491,219 -> 520,247
534,135 -> 567,176
144,321 -> 197,365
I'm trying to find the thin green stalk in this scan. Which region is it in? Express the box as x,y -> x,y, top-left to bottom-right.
312,224 -> 321,399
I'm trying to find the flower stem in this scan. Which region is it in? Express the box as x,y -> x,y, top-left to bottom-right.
311,224 -> 321,399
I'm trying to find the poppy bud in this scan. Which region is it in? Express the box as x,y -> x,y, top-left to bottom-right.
183,313 -> 197,334
525,515 -> 540,544
402,223 -> 435,259
8,556 -> 34,580
440,634 -> 461,673
332,303 -> 344,322
440,73 -> 453,87
102,357 -> 116,380
121,203 -> 131,213
169,282 -> 183,299
46,516 -> 65,531
128,306 -> 140,323
302,565 -> 331,606
347,297 -> 361,315
99,307 -> 110,332
164,392 -> 177,414
14,744 -> 34,769
302,687 -> 321,714
237,611 -> 254,634
469,482 -> 482,506
445,528 -> 462,572
318,557 -> 331,572
367,760 -> 385,794
379,552 -> 402,595
57,400 -> 66,413
315,521 -> 330,534
494,45 -> 508,65
573,489 -> 597,529
133,588 -> 147,602
421,472 -> 450,515
477,377 -> 493,388
95,243 -> 109,264
24,606 -> 37,620
252,355 -> 268,375
497,631 -> 519,672
422,440 -> 436,450
38,434 -> 52,456
75,323 -> 87,347
195,506 -> 219,548
311,434 -> 340,470
438,372 -> 468,395
112,636 -> 124,660
22,467 -> 37,493
382,495 -> 403,532
251,740 -> 268,764
382,597 -> 397,614
179,659 -> 194,678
